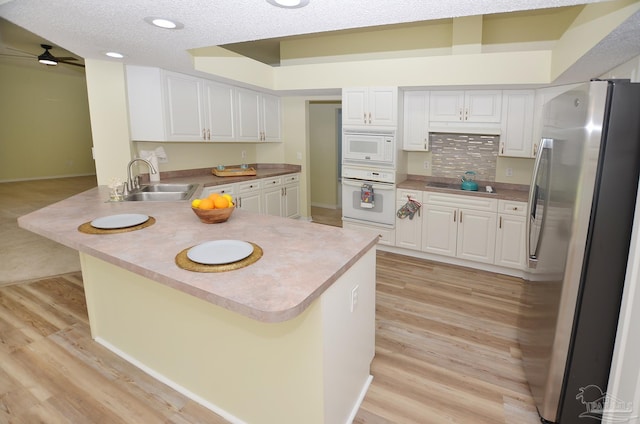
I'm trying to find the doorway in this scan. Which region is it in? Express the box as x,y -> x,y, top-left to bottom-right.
309,101 -> 342,227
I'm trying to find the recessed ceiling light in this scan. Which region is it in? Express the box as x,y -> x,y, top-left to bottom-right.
105,52 -> 124,59
266,0 -> 309,9
143,17 -> 184,30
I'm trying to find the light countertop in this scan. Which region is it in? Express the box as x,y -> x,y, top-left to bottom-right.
18,174 -> 377,323
398,175 -> 530,202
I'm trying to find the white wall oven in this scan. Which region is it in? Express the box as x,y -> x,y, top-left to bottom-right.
343,129 -> 395,168
342,166 -> 395,228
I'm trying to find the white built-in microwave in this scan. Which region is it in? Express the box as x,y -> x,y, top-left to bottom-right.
343,129 -> 395,167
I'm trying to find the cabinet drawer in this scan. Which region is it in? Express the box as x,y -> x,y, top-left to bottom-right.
202,184 -> 235,197
283,173 -> 300,184
498,200 -> 527,216
397,189 -> 423,202
262,177 -> 283,187
237,180 -> 261,193
424,192 -> 497,212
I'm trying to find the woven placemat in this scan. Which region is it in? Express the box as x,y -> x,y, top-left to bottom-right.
175,242 -> 263,273
78,217 -> 156,234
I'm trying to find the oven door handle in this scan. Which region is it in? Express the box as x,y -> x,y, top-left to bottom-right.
343,180 -> 394,190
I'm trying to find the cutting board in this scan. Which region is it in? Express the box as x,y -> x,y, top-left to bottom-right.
212,167 -> 257,177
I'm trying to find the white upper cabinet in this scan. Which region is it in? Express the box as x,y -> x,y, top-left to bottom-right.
202,80 -> 235,141
125,65 -> 280,143
499,90 -> 535,158
343,87 -> 398,128
236,88 -> 281,142
163,71 -> 208,141
430,90 -> 502,124
402,91 -> 430,151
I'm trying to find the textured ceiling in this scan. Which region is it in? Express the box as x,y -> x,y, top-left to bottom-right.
0,0 -> 638,84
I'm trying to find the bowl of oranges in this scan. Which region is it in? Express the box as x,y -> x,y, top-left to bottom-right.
191,192 -> 235,223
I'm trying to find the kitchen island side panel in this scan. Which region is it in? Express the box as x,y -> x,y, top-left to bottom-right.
80,249 -> 375,424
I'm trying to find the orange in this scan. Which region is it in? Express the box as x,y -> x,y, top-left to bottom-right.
199,198 -> 215,209
213,196 -> 229,209
208,192 -> 221,201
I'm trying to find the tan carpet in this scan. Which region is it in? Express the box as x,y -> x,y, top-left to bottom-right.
0,176 -> 97,285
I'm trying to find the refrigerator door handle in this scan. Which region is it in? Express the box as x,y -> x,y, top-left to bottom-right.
526,138 -> 553,267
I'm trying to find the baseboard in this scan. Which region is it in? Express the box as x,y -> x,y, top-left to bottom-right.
94,337 -> 248,424
346,375 -> 373,424
311,202 -> 339,209
0,173 -> 96,183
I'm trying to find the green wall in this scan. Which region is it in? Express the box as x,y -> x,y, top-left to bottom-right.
309,102 -> 341,208
0,62 -> 95,182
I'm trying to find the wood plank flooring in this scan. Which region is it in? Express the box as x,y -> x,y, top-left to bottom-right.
0,252 -> 539,423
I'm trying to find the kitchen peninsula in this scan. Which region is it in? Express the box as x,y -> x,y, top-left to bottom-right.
17,181 -> 378,424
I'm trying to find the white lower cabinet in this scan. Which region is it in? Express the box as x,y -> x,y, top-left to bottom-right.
395,189 -> 423,250
235,180 -> 262,214
420,192 -> 497,265
201,173 -> 299,219
393,190 -> 527,271
262,174 -> 301,218
494,200 -> 527,268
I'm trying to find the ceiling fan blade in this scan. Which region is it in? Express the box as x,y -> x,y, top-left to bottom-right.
59,60 -> 85,68
54,56 -> 78,61
6,46 -> 36,56
0,52 -> 33,59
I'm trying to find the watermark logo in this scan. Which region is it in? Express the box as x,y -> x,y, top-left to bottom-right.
576,385 -> 635,422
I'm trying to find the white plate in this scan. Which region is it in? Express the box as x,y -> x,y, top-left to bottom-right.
90,213 -> 149,229
187,240 -> 254,265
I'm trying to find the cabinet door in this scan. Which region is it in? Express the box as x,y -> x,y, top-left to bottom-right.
499,90 -> 535,157
429,91 -> 465,122
263,187 -> 283,217
126,66 -> 166,141
261,93 -> 281,141
402,91 -> 429,151
163,72 -> 207,141
456,208 -> 497,264
342,88 -> 369,126
203,81 -> 235,140
238,191 -> 262,214
464,91 -> 502,123
369,87 -> 397,126
396,200 -> 422,250
283,183 -> 300,218
422,204 -> 457,257
236,88 -> 261,141
495,214 -> 526,269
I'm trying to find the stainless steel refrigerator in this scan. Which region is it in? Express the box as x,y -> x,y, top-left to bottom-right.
519,79 -> 640,423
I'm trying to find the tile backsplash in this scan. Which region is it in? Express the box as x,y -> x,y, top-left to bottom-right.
429,133 -> 499,181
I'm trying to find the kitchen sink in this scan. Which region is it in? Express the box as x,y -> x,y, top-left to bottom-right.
123,183 -> 198,201
139,183 -> 197,193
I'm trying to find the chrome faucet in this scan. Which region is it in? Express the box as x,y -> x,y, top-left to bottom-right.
125,158 -> 157,194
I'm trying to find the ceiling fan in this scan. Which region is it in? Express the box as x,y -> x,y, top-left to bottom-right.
36,44 -> 84,67
0,43 -> 85,68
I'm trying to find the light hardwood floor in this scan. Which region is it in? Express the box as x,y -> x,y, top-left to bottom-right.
0,251 -> 540,423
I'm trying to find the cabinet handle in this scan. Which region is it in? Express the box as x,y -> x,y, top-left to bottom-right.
363,113 -> 367,124
207,129 -> 211,140
368,112 -> 372,124
202,129 -> 206,140
459,211 -> 463,223
464,109 -> 469,121
533,143 -> 538,156
454,210 -> 457,222
499,216 -> 502,229
459,109 -> 463,121
513,206 -> 519,211
500,143 -> 504,155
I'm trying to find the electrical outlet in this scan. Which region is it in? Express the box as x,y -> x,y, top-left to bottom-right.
506,168 -> 513,177
350,285 -> 359,312
241,150 -> 247,159
423,161 -> 430,170
296,152 -> 302,160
